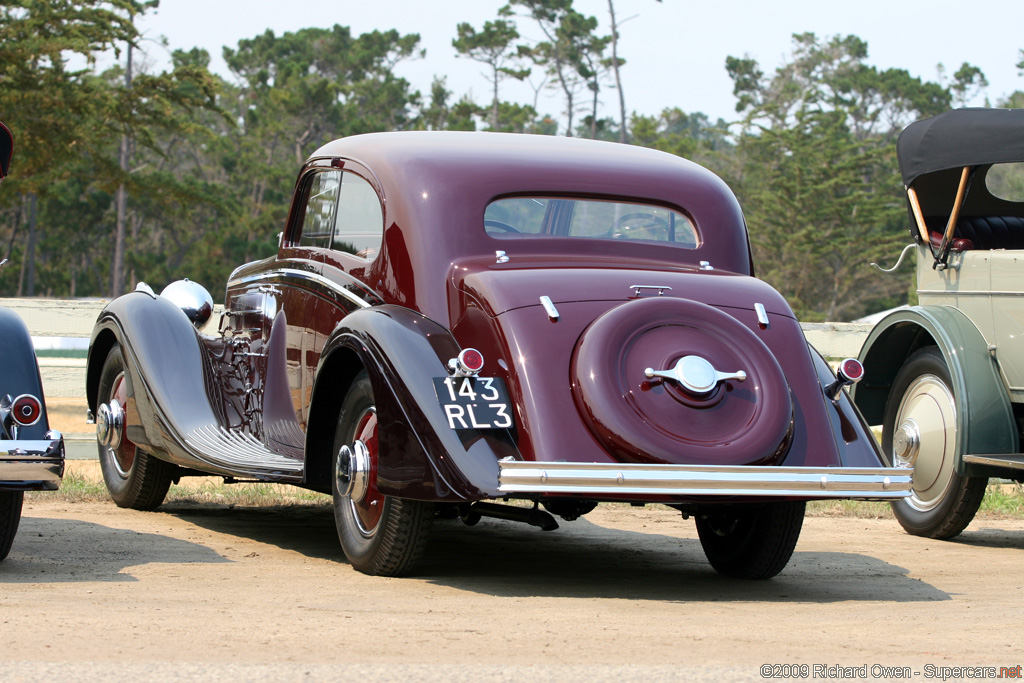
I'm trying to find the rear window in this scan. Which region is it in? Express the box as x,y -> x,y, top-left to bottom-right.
986,162 -> 1024,203
485,197 -> 699,248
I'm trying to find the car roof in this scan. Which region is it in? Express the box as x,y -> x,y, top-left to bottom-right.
897,108 -> 1024,187
308,131 -> 752,275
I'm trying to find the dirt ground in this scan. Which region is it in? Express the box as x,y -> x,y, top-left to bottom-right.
3,474 -> 1024,682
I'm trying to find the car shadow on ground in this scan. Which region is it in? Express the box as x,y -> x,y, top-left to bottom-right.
419,516 -> 949,604
1,516 -> 229,584
160,502 -> 340,560
947,526 -> 1024,550
154,502 -> 948,604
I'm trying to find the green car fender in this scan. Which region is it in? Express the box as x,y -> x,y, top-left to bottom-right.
851,305 -> 1017,473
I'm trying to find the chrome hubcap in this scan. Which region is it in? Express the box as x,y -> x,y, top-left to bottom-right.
892,418 -> 921,465
336,440 -> 371,503
96,399 -> 124,450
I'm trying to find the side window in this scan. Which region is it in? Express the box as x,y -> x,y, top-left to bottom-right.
299,170 -> 341,248
333,172 -> 384,260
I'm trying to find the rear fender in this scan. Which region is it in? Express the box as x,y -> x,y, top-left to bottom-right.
852,305 -> 1017,472
312,305 -> 520,502
0,307 -> 50,438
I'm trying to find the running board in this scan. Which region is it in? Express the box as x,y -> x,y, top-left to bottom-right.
183,425 -> 304,481
497,460 -> 912,499
963,453 -> 1024,471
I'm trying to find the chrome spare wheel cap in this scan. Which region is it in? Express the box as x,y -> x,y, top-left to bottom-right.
645,355 -> 747,395
336,440 -> 371,502
893,418 -> 921,466
96,399 -> 124,449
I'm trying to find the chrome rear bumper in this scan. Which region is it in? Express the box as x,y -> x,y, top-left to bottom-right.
497,459 -> 912,499
0,431 -> 65,490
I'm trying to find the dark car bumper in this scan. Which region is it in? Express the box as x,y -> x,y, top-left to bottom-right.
497,459 -> 912,500
0,431 -> 65,490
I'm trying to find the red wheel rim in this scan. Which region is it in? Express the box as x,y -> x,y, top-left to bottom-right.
349,408 -> 384,535
108,373 -> 137,476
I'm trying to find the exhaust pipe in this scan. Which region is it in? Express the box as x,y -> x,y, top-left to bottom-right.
460,501 -> 559,531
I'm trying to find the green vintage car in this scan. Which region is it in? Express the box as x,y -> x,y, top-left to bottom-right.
854,108 -> 1024,538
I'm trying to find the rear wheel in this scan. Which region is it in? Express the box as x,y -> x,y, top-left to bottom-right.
97,345 -> 175,510
882,346 -> 986,538
332,371 -> 432,576
0,490 -> 24,561
695,501 -> 805,579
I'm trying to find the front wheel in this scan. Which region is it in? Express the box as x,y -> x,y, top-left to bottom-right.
695,501 -> 805,579
0,490 -> 24,561
96,345 -> 175,510
332,371 -> 432,576
881,346 -> 986,538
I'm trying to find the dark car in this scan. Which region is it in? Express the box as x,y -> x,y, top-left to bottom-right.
0,121 -> 66,561
86,132 -> 909,578
855,108 -> 1024,539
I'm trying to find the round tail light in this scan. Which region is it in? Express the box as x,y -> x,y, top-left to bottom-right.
456,348 -> 485,375
12,394 -> 42,426
837,358 -> 864,383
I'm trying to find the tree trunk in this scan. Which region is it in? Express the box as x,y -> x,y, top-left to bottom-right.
491,65 -> 500,130
24,193 -> 37,296
112,43 -> 133,297
607,0 -> 627,143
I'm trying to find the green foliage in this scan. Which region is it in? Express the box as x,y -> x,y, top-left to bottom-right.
503,0 -> 609,137
0,8 -> 1019,317
453,19 -> 530,129
725,33 -> 967,321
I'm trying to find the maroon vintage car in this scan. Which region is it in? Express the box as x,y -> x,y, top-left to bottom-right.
86,132 -> 909,578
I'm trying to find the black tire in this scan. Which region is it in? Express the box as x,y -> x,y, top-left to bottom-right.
881,346 -> 987,539
0,490 -> 24,561
97,345 -> 174,510
695,501 -> 805,579
332,371 -> 432,576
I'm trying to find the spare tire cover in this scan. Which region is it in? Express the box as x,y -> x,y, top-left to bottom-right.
571,297 -> 793,466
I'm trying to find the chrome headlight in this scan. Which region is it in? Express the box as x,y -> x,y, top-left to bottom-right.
160,278 -> 214,327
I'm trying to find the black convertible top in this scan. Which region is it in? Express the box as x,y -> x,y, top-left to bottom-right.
897,108 -> 1024,186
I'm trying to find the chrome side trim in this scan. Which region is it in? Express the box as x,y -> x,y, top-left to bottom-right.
497,460 -> 912,499
228,269 -> 372,309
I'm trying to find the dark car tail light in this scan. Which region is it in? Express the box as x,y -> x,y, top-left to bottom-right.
449,348 -> 485,376
837,358 -> 864,383
12,393 -> 42,426
826,359 -> 865,400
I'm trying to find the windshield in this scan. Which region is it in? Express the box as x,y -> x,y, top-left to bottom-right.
485,196 -> 699,248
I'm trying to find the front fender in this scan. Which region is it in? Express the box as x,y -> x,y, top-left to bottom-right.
852,305 -> 1017,466
87,291 -> 221,464
316,305 -> 520,502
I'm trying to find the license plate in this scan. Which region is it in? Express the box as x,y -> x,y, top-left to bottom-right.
432,376 -> 514,430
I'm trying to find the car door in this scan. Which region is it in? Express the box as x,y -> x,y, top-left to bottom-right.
223,166 -> 342,457
315,165 -> 386,356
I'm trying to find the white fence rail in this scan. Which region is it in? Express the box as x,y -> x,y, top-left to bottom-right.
4,298 -> 874,457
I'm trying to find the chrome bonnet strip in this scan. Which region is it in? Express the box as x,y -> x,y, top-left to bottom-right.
497,460 -> 912,499
228,269 -> 372,309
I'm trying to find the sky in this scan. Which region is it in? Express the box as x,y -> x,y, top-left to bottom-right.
128,0 -> 1023,131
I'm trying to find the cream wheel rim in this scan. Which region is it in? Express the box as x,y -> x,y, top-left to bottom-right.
894,374 -> 957,512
